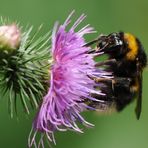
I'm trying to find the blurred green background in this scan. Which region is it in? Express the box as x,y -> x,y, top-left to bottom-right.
0,0 -> 148,148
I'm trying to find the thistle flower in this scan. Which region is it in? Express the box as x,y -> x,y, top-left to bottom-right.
0,25 -> 20,54
0,22 -> 51,117
29,11 -> 111,147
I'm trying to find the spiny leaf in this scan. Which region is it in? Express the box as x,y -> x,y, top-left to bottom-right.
8,83 -> 13,118
20,88 -> 30,114
28,88 -> 39,109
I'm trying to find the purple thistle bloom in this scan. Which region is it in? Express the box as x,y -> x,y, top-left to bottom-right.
29,11 -> 111,147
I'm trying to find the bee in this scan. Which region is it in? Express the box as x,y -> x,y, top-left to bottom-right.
85,32 -> 147,119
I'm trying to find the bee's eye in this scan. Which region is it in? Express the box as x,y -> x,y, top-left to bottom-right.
99,41 -> 106,48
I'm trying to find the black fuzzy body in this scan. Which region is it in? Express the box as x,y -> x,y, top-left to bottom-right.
89,32 -> 147,119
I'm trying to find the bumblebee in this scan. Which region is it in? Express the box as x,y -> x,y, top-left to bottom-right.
85,32 -> 147,119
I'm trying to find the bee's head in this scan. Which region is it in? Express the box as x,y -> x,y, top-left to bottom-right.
98,32 -> 123,54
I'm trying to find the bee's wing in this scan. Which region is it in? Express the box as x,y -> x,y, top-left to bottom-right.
135,66 -> 143,120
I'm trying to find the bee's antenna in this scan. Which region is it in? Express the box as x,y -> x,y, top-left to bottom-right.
83,33 -> 107,47
83,38 -> 98,47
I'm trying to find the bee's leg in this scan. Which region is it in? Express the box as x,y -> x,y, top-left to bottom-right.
93,77 -> 131,84
93,77 -> 132,91
87,99 -> 114,112
92,77 -> 114,83
95,59 -> 116,67
87,49 -> 96,54
84,34 -> 109,54
114,77 -> 132,87
83,34 -> 106,47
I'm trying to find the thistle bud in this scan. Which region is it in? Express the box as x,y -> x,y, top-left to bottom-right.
0,24 -> 21,54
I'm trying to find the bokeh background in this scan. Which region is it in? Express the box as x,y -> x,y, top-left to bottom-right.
0,0 -> 148,148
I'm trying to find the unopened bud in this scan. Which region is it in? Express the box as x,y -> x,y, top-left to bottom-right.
0,24 -> 21,54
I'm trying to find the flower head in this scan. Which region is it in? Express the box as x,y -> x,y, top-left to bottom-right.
0,24 -> 50,118
0,24 -> 20,53
29,11 -> 111,147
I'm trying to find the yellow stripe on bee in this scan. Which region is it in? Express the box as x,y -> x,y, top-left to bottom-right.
124,33 -> 138,60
